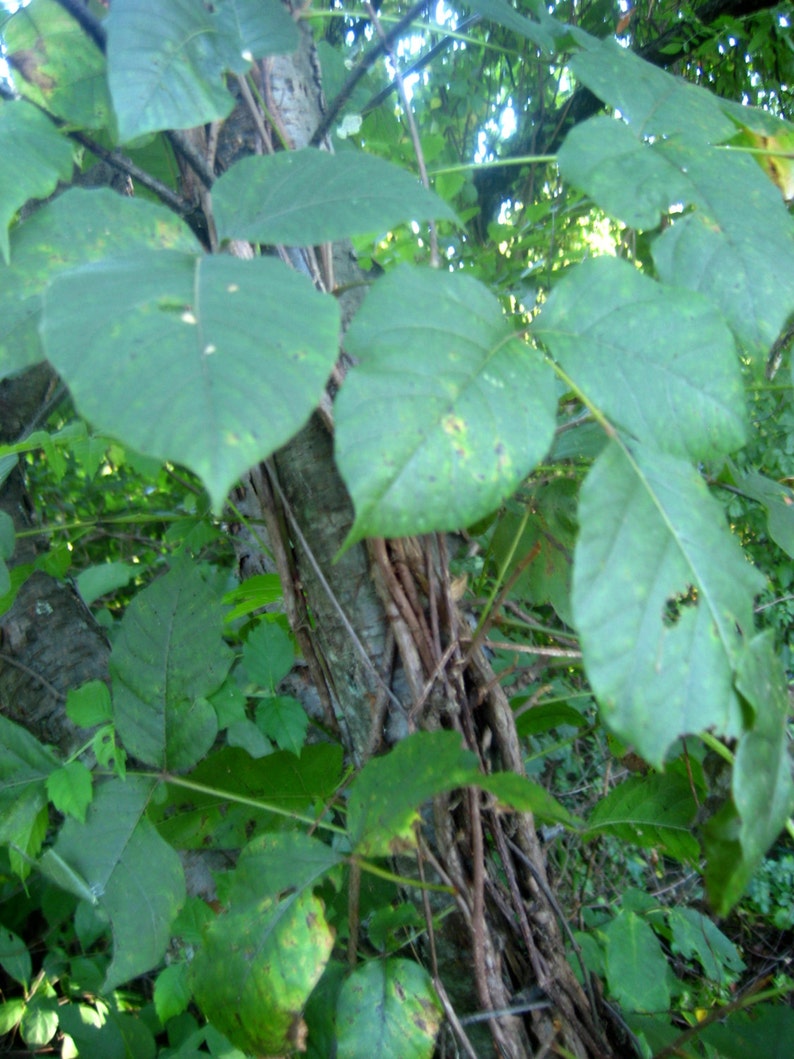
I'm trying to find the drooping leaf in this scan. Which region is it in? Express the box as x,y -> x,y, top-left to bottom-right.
463,0 -> 556,53
586,773 -> 699,862
0,188 -> 198,379
213,150 -> 458,247
603,911 -> 671,1014
347,731 -> 480,857
336,959 -> 442,1059
337,266 -> 556,543
110,561 -> 232,771
106,0 -> 298,142
44,776 -> 185,991
0,101 -> 73,264
5,0 -> 111,128
573,440 -> 764,767
76,561 -> 137,606
705,632 -> 794,914
190,871 -> 334,1056
481,771 -> 582,829
42,250 -> 338,511
534,257 -> 745,461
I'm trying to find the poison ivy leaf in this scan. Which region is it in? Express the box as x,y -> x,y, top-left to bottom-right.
242,621 -> 295,689
255,696 -> 309,756
337,266 -> 556,543
603,911 -> 671,1014
463,0 -> 555,53
650,143 -> 794,360
0,715 -> 58,878
566,40 -> 794,357
586,773 -> 699,862
45,776 -> 185,992
213,150 -> 458,247
106,0 -> 297,141
153,745 -> 343,848
481,772 -> 581,829
573,440 -> 764,767
5,0 -> 110,128
0,928 -> 31,990
336,959 -> 442,1059
41,250 -> 339,512
347,731 -> 480,857
667,907 -> 744,984
700,1006 -> 794,1059
534,257 -> 745,461
190,884 -> 334,1056
110,561 -> 232,771
705,632 -> 794,914
46,761 -> 93,823
228,832 -> 342,906
0,187 -> 198,379
76,561 -> 136,606
558,115 -> 692,231
727,467 -> 794,558
0,101 -> 73,264
571,37 -> 734,144
154,963 -> 192,1024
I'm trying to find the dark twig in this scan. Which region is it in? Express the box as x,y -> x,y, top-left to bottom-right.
52,0 -> 106,51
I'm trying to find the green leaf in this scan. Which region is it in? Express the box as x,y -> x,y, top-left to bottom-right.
566,40 -> 794,357
41,250 -> 340,512
46,761 -> 94,823
0,715 -> 58,877
190,885 -> 334,1056
573,441 -> 764,767
242,621 -> 295,689
153,745 -> 343,848
534,257 -> 745,461
20,995 -> 59,1048
228,832 -> 342,905
337,266 -> 556,543
603,910 -> 670,1014
700,1006 -> 794,1059
650,143 -> 794,360
559,116 -> 691,231
255,696 -> 309,756
347,731 -> 480,857
667,907 -> 744,984
110,561 -> 232,771
586,773 -> 699,862
0,512 -> 16,562
464,0 -> 556,53
727,468 -> 794,559
705,632 -> 794,914
0,998 -> 26,1035
0,927 -> 31,989
481,772 -> 582,829
222,573 -> 283,622
0,101 -> 73,264
45,776 -> 185,991
336,959 -> 442,1059
154,962 -> 192,1024
76,561 -> 136,606
0,187 -> 198,379
5,0 -> 110,128
106,0 -> 297,142
213,150 -> 458,246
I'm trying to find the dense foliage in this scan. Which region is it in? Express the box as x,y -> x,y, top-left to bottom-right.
0,0 -> 793,1056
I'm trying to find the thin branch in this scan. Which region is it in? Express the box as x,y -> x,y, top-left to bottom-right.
310,0 -> 431,146
52,0 -> 106,50
69,131 -> 190,215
